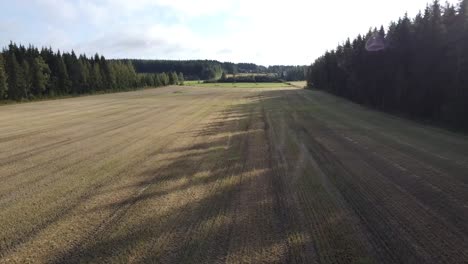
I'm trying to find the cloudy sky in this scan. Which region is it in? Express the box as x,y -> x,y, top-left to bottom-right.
0,0 -> 460,65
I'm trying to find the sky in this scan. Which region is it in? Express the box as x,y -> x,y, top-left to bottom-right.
0,0 -> 461,65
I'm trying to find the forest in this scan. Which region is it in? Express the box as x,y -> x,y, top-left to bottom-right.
0,43 -> 183,102
122,59 -> 226,80
0,46 -> 306,102
2,1 -> 468,263
307,0 -> 468,130
124,59 -> 306,81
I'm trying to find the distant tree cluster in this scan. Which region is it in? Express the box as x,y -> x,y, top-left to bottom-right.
123,60 -> 223,81
137,71 -> 184,87
233,63 -> 267,74
122,59 -> 309,82
284,66 -> 307,81
308,0 -> 468,130
0,43 -> 182,101
217,74 -> 280,83
268,65 -> 307,81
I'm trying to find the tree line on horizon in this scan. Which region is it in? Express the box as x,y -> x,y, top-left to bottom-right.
307,0 -> 468,130
0,43 -> 183,102
124,59 -> 306,81
125,59 -> 225,81
0,44 -> 306,102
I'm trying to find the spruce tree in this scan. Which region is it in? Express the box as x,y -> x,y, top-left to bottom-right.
0,43 -> 165,100
160,73 -> 169,86
178,72 -> 184,85
90,63 -> 103,92
31,56 -> 50,97
65,51 -> 80,94
55,54 -> 71,95
6,53 -> 26,100
169,72 -> 178,85
0,54 -> 7,99
154,74 -> 162,87
307,0 -> 468,129
97,56 -> 111,90
155,73 -> 161,86
81,59 -> 91,93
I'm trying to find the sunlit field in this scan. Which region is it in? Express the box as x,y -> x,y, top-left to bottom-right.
184,81 -> 292,88
2,0 -> 468,262
1,85 -> 467,263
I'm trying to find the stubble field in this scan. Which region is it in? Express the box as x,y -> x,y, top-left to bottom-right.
1,85 -> 467,263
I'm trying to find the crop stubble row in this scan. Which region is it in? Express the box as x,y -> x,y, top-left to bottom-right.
1,86 -> 467,263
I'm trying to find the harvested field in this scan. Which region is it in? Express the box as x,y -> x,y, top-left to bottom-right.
288,81 -> 307,88
184,81 -> 291,88
0,85 -> 468,263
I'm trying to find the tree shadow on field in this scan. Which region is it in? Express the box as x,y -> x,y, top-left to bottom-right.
54,87 -> 468,264
50,90 -> 315,264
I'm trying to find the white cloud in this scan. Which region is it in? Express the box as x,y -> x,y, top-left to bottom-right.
35,0 -> 78,21
1,0 -> 461,65
155,0 -> 234,17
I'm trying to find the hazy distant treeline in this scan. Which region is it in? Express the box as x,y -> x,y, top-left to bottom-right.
123,59 -> 226,81
0,43 -> 307,102
0,43 -> 183,102
215,74 -> 279,83
308,0 -> 468,129
122,59 -> 306,81
269,65 -> 307,81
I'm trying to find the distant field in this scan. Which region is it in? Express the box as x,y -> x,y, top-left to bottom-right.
287,81 -> 307,88
225,73 -> 274,78
1,85 -> 468,263
184,81 -> 291,88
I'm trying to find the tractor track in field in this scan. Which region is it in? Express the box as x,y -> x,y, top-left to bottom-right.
0,89 -> 231,261
0,95 -> 210,199
0,92 -> 216,256
287,89 -> 468,263
1,86 -> 467,263
48,92 -> 230,263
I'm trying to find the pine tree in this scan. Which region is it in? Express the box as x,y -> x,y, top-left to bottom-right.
124,61 -> 138,88
64,51 -> 79,94
6,53 -> 26,100
22,59 -> 32,98
100,55 -> 115,90
81,58 -> 91,93
31,56 -> 50,97
55,54 -> 71,95
0,43 -> 163,100
169,71 -> 179,85
144,74 -> 154,86
307,0 -> 468,129
89,63 -> 101,92
0,54 -> 7,99
178,72 -> 184,85
457,0 -> 468,127
160,73 -> 169,86
154,73 -> 162,87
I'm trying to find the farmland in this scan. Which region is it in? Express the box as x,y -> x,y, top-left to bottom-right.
184,81 -> 292,88
1,85 -> 468,263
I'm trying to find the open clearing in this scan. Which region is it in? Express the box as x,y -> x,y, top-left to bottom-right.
287,81 -> 307,88
184,81 -> 291,88
1,85 -> 468,263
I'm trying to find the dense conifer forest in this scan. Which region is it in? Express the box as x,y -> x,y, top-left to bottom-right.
0,44 -> 306,102
122,60 -> 306,81
307,0 -> 468,130
0,43 -> 183,102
